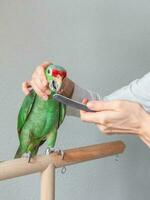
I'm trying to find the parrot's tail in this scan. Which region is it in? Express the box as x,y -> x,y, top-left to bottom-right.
14,146 -> 22,159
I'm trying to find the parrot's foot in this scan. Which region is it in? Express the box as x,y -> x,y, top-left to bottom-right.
28,152 -> 32,163
45,148 -> 65,160
23,152 -> 32,163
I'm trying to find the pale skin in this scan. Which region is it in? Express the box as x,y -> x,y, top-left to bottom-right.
22,61 -> 150,148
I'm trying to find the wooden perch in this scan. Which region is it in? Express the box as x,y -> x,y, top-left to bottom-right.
0,140 -> 125,181
0,140 -> 126,200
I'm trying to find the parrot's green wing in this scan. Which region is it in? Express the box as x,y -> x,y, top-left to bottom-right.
17,90 -> 36,134
58,103 -> 66,127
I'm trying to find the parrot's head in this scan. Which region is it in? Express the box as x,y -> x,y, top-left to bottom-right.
45,64 -> 67,93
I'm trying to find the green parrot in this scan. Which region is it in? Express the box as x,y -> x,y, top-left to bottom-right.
14,64 -> 67,162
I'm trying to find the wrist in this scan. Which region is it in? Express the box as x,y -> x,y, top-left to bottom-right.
139,110 -> 150,137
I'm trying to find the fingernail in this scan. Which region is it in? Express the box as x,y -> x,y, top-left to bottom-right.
43,96 -> 48,101
43,81 -> 47,86
46,90 -> 51,95
87,102 -> 93,108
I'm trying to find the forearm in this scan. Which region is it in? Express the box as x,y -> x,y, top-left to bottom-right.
104,72 -> 150,112
66,72 -> 150,117
65,73 -> 150,147
138,111 -> 150,148
141,112 -> 150,135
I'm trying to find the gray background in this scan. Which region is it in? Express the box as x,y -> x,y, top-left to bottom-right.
0,0 -> 150,199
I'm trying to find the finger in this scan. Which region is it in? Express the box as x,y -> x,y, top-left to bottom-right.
82,98 -> 89,104
97,124 -> 121,135
40,61 -> 52,86
97,124 -> 107,133
41,61 -> 52,68
35,61 -> 52,76
32,70 -> 49,94
22,80 -> 31,95
32,77 -> 50,95
80,98 -> 89,116
33,61 -> 51,87
80,111 -> 104,124
80,111 -> 115,125
45,89 -> 51,96
87,100 -> 119,112
97,124 -> 114,135
31,80 -> 48,100
97,122 -> 137,134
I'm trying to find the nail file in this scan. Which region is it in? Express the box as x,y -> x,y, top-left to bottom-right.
53,94 -> 95,112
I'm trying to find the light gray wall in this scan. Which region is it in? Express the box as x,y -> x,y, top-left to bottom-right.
0,0 -> 150,199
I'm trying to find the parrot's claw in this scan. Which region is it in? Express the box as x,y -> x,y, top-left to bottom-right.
28,153 -> 32,163
45,148 -> 65,160
22,152 -> 32,163
60,150 -> 65,160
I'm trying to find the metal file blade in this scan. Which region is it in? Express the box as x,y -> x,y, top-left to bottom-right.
53,94 -> 95,112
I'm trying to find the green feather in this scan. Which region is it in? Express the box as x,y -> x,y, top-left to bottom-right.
17,90 -> 36,134
58,103 -> 66,127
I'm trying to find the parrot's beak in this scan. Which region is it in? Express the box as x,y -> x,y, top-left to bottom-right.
49,75 -> 63,92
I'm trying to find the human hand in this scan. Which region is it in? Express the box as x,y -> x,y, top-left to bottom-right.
22,61 -> 51,100
80,99 -> 150,147
22,61 -> 75,100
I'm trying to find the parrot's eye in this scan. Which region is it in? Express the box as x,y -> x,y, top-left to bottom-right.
47,69 -> 52,75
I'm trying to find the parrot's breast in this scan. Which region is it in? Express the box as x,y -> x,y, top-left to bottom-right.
22,96 -> 60,138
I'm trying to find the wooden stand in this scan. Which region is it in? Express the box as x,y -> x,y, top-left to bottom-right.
0,140 -> 125,200
41,164 -> 55,200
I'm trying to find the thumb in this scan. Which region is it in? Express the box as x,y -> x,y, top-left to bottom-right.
82,98 -> 89,105
80,98 -> 89,115
22,80 -> 32,95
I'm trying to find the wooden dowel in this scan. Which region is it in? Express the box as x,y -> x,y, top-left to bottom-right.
0,140 -> 125,181
53,140 -> 125,168
40,164 -> 55,200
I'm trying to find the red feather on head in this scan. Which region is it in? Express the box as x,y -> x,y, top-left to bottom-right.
52,69 -> 67,78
